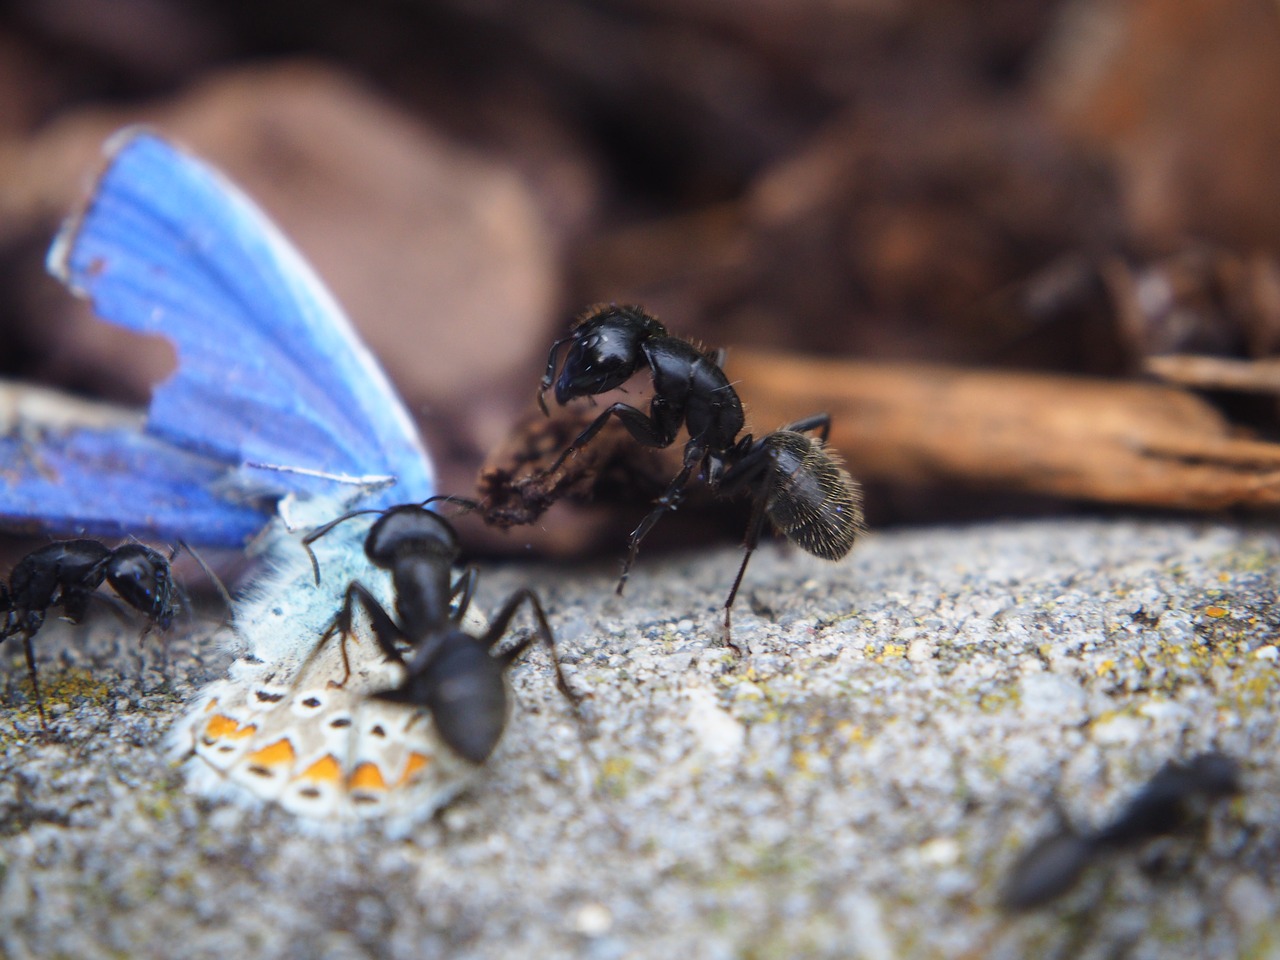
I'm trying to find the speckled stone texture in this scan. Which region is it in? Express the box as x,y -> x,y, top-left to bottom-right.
2,518 -> 1279,960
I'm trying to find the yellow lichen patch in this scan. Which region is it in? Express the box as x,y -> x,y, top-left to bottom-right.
205,714 -> 257,740
204,698 -> 220,712
1095,659 -> 1116,677
296,754 -> 342,784
10,667 -> 111,711
349,761 -> 388,792
397,752 -> 432,786
41,668 -> 112,704
246,738 -> 297,768
877,643 -> 906,661
597,756 -> 636,798
1204,605 -> 1229,619
836,721 -> 866,744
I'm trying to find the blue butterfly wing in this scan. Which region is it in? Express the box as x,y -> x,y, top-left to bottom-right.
0,421 -> 268,545
50,130 -> 434,504
0,129 -> 434,546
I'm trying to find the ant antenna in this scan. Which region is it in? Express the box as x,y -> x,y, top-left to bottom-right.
301,509 -> 385,585
177,539 -> 235,624
302,495 -> 482,585
420,494 -> 480,514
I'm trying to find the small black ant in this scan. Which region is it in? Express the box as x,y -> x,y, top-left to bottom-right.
1001,751 -> 1242,911
2,539 -> 176,725
537,304 -> 862,640
304,500 -> 580,765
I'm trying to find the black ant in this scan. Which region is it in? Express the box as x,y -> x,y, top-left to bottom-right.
1001,751 -> 1242,911
304,500 -> 580,765
2,539 -> 176,725
537,304 -> 862,641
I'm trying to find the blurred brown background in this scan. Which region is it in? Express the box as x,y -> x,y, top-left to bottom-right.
2,0 -> 1280,556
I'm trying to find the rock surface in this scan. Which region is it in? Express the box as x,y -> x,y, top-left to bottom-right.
1,518 -> 1278,959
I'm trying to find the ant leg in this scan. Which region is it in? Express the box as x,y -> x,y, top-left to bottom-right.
421,494 -> 481,514
450,566 -> 480,624
342,582 -> 415,678
537,334 -> 577,416
617,442 -> 706,594
546,402 -> 677,475
780,412 -> 831,443
485,588 -> 580,708
18,632 -> 47,727
58,585 -> 99,625
306,581 -> 406,687
180,539 -> 235,624
722,493 -> 771,656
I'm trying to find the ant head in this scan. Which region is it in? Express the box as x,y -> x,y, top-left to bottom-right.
104,544 -> 176,630
554,305 -> 664,405
759,431 -> 864,561
365,504 -> 461,570
1184,751 -> 1242,798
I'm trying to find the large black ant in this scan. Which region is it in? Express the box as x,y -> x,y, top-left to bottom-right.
304,500 -> 580,765
2,539 -> 176,725
1001,751 -> 1242,911
537,304 -> 863,641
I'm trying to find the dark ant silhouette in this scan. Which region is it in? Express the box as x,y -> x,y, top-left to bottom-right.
304,500 -> 580,764
537,304 -> 862,642
1001,751 -> 1242,911
2,539 -> 177,725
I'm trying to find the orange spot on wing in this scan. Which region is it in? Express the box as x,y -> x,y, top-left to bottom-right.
349,762 -> 388,792
206,714 -> 257,740
246,738 -> 297,768
297,754 -> 343,784
397,752 -> 432,786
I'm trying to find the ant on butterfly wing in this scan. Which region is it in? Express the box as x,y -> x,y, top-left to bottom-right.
536,304 -> 863,645
2,539 -> 177,725
1001,751 -> 1242,911
303,497 -> 581,765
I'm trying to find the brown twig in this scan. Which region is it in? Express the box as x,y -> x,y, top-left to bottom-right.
728,350 -> 1280,510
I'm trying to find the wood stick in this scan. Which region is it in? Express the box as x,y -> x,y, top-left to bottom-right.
727,351 -> 1280,510
1144,354 -> 1280,393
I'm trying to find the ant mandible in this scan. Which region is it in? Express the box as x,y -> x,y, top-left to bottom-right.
537,304 -> 862,642
305,499 -> 580,764
2,539 -> 176,725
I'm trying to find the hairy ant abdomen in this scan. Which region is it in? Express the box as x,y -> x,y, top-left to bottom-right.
758,431 -> 862,562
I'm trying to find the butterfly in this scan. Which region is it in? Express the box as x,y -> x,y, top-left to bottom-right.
2,129 -> 485,830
